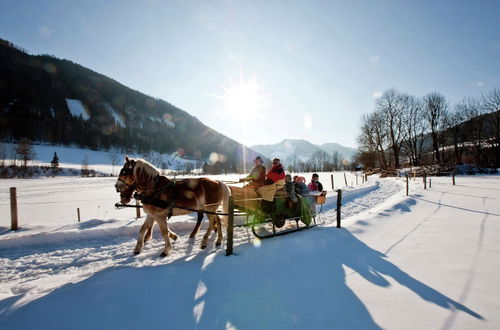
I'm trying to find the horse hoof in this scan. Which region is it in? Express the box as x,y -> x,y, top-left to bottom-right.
200,245 -> 207,250
171,236 -> 178,241
134,251 -> 141,255
189,234 -> 195,239
215,242 -> 222,247
160,252 -> 167,258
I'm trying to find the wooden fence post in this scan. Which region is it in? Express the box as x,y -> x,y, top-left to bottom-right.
429,178 -> 432,188
344,172 -> 348,186
77,208 -> 81,222
10,187 -> 18,231
406,175 -> 409,196
423,174 -> 427,190
336,189 -> 342,228
452,172 -> 456,185
356,174 -> 358,185
136,199 -> 141,218
331,174 -> 334,190
226,196 -> 235,256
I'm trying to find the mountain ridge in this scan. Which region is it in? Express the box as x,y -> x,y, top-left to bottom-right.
0,38 -> 262,172
251,139 -> 357,163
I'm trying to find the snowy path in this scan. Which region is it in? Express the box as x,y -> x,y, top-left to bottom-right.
1,176 -> 499,329
0,178 -> 400,305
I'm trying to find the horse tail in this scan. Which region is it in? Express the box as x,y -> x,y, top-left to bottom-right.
218,181 -> 232,226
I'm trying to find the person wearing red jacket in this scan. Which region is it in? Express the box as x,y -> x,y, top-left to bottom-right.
257,158 -> 286,202
265,158 -> 286,184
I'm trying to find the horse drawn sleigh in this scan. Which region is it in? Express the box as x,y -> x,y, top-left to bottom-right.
114,157 -> 327,257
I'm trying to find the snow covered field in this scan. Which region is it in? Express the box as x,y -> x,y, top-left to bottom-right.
1,174 -> 499,329
1,142 -> 199,174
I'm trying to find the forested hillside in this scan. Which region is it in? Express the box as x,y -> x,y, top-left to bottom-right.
0,39 -> 260,172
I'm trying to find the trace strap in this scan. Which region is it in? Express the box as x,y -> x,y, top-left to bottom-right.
114,192 -> 234,216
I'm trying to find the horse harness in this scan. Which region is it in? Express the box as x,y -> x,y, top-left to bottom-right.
133,178 -> 178,218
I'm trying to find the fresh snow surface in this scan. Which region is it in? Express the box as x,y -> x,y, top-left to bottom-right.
1,175 -> 499,329
65,99 -> 90,120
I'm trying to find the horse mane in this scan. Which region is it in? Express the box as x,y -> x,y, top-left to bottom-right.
133,158 -> 161,182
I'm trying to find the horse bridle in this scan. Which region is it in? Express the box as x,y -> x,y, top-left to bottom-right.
116,177 -> 136,191
116,163 -> 136,193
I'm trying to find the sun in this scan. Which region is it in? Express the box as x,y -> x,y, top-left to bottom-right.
213,74 -> 269,123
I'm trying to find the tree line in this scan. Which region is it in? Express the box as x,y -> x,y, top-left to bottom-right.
283,151 -> 355,173
357,87 -> 500,170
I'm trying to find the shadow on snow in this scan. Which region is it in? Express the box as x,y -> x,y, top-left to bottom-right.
0,226 -> 482,330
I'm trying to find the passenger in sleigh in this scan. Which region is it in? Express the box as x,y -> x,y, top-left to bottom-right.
256,158 -> 286,202
239,156 -> 266,189
307,173 -> 323,195
285,174 -> 297,203
293,175 -> 308,196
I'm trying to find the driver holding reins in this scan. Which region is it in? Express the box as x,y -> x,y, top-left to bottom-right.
239,156 -> 266,189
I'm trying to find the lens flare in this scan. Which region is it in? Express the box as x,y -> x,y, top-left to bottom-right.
253,237 -> 261,248
212,72 -> 271,124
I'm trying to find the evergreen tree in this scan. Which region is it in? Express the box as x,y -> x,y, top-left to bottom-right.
51,152 -> 59,173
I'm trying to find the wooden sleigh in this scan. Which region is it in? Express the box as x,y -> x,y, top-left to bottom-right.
228,184 -> 327,239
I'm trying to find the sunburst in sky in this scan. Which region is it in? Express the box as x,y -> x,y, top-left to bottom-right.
212,72 -> 271,125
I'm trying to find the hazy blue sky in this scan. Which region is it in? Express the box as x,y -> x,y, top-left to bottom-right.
1,0 -> 499,148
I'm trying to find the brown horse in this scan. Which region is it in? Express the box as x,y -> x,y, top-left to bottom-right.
114,156 -> 231,257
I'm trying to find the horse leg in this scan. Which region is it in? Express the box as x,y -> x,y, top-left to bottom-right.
144,223 -> 153,243
169,230 -> 178,241
156,218 -> 172,257
215,215 -> 223,246
134,215 -> 154,254
201,214 -> 215,249
189,211 -> 204,238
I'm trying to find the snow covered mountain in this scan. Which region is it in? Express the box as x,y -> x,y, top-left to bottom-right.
0,38 -> 261,172
251,139 -> 357,162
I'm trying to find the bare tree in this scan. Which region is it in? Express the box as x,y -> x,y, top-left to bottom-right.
358,111 -> 388,169
81,155 -> 90,177
109,153 -> 120,176
16,138 -> 36,170
461,97 -> 484,166
423,92 -> 450,164
402,95 -> 427,166
482,87 -> 500,166
450,100 -> 473,164
331,151 -> 341,171
376,89 -> 406,168
310,150 -> 329,171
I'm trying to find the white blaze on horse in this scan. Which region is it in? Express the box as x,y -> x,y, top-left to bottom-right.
114,156 -> 231,257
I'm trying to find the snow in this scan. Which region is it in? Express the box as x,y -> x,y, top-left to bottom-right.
1,143 -> 201,174
104,103 -> 125,128
65,99 -> 90,120
1,175 -> 499,329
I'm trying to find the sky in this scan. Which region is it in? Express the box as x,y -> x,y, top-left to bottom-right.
1,0 -> 499,148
